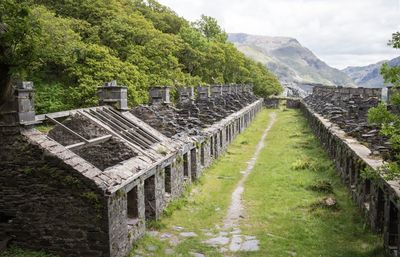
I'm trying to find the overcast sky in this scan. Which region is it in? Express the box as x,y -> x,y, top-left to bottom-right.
158,0 -> 400,69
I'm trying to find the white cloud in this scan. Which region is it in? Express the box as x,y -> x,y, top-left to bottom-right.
158,0 -> 400,69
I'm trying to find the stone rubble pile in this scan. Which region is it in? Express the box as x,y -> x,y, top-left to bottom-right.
304,86 -> 392,159
131,86 -> 258,139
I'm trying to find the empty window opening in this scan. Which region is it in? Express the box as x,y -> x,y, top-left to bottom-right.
164,165 -> 172,194
127,187 -> 139,220
200,143 -> 205,166
363,179 -> 372,210
344,158 -> 351,183
144,175 -> 156,220
350,169 -> 356,187
376,188 -> 385,232
389,201 -> 399,247
183,153 -> 189,177
191,148 -> 197,181
0,212 -> 15,223
214,135 -> 218,155
210,137 -> 214,156
365,179 -> 371,197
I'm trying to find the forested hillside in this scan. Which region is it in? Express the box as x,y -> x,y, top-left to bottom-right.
0,0 -> 282,114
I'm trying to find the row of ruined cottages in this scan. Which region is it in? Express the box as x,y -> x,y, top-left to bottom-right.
0,81 -> 263,257
301,86 -> 400,257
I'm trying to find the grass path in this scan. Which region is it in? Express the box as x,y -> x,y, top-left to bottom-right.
131,108 -> 385,257
224,112 -> 276,230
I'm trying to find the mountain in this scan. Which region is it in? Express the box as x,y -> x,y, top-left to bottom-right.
342,57 -> 400,88
228,33 -> 356,89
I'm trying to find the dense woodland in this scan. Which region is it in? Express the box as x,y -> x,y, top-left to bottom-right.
0,0 -> 282,114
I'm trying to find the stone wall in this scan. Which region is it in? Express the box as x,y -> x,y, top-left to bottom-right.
304,86 -> 388,157
312,85 -> 382,101
264,98 -> 280,108
300,101 -> 400,257
0,128 -> 110,257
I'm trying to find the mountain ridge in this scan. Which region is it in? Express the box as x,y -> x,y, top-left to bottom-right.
228,33 -> 356,88
342,57 -> 400,88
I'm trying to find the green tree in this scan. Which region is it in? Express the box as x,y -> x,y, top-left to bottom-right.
193,15 -> 228,43
1,0 -> 282,112
132,0 -> 187,34
368,31 -> 400,177
0,0 -> 40,102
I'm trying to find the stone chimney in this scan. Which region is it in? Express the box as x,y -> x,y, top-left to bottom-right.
244,84 -> 254,94
197,86 -> 210,100
98,80 -> 129,111
149,86 -> 171,104
222,85 -> 231,95
210,85 -> 223,98
237,85 -> 244,93
0,81 -> 36,127
231,84 -> 239,94
178,87 -> 195,103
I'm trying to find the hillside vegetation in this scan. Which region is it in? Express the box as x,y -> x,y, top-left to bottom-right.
0,0 -> 281,114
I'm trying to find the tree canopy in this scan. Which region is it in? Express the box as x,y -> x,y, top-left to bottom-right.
0,0 -> 282,113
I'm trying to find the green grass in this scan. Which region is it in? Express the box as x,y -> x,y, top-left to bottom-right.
131,108 -> 385,257
241,109 -> 384,257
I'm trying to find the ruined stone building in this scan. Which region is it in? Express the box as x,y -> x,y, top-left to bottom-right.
300,86 -> 400,257
261,86 -> 400,257
0,81 -> 262,257
2,81 -> 400,257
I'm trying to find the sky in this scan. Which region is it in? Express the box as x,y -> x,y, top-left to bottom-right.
157,0 -> 400,69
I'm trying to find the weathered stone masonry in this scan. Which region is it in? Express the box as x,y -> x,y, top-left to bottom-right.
0,82 -> 263,257
299,86 -> 400,257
